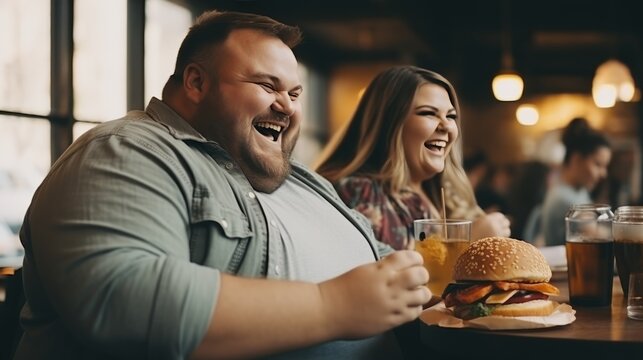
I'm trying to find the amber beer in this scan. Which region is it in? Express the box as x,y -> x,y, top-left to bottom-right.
566,239 -> 614,306
415,236 -> 470,296
413,219 -> 471,297
612,220 -> 643,297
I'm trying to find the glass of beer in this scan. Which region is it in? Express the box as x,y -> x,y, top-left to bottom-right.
613,206 -> 643,297
565,204 -> 614,306
413,219 -> 471,298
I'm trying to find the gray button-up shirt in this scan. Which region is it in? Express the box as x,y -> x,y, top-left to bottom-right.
15,98 -> 393,360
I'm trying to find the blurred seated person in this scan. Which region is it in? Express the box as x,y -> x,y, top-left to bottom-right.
464,151 -> 511,214
463,151 -> 488,190
315,66 -> 511,250
592,147 -> 636,207
506,160 -> 553,244
13,11 -> 431,359
541,117 -> 611,246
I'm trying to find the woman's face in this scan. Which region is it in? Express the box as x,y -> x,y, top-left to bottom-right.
401,83 -> 459,185
578,146 -> 612,190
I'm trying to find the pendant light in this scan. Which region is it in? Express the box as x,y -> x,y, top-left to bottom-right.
492,1 -> 523,101
592,59 -> 635,108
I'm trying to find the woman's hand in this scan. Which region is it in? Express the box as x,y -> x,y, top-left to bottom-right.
471,211 -> 511,240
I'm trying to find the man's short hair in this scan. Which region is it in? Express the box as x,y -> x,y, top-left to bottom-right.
171,10 -> 302,81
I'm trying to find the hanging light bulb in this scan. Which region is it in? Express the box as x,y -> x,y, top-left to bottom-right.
593,84 -> 617,108
493,72 -> 524,101
492,2 -> 523,102
592,59 -> 635,107
516,104 -> 539,126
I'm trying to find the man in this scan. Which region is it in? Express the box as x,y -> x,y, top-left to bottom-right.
14,10 -> 430,359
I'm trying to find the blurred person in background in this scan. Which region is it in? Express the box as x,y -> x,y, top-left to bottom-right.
592,147 -> 636,208
464,151 -> 512,214
463,150 -> 488,191
315,66 -> 511,251
506,160 -> 553,245
540,117 -> 611,246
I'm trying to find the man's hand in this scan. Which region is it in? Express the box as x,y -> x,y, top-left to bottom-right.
193,251 -> 430,359
318,250 -> 431,338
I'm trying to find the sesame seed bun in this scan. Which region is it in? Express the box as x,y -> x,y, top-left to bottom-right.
453,237 -> 552,283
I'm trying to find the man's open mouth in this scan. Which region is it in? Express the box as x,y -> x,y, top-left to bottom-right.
254,122 -> 284,142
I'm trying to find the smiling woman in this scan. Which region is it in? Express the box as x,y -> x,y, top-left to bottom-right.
315,65 -> 512,250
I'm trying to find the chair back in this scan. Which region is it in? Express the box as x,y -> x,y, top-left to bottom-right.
0,268 -> 24,360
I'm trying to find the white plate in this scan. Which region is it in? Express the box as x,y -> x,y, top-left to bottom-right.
420,301 -> 576,330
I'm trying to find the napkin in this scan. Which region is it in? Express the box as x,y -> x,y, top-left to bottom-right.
538,245 -> 567,270
420,301 -> 576,330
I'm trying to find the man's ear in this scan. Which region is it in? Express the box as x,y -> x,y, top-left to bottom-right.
183,63 -> 209,103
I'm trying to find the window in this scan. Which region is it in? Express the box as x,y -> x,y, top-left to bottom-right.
74,0 -> 127,122
0,0 -> 192,258
0,0 -> 50,255
0,0 -> 50,115
145,0 -> 191,103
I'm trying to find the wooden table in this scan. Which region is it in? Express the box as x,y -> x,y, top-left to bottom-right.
419,276 -> 643,359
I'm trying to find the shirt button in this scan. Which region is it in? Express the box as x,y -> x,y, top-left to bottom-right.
248,192 -> 256,199
274,265 -> 280,275
224,162 -> 233,170
220,219 -> 228,228
270,220 -> 277,227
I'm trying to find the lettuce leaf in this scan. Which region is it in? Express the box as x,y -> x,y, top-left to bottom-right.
453,303 -> 496,320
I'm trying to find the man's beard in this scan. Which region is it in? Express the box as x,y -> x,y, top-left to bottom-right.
240,132 -> 297,193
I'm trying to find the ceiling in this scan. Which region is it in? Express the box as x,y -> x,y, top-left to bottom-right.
186,0 -> 643,101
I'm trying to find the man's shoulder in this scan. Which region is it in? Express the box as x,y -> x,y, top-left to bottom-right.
88,111 -> 168,139
71,111 -> 192,158
58,112 -> 205,177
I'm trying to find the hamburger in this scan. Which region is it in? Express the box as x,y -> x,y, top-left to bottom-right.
442,237 -> 560,320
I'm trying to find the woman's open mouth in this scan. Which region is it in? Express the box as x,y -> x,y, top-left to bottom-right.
424,139 -> 447,153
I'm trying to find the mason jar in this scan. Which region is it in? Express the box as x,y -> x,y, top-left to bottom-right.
612,206 -> 643,297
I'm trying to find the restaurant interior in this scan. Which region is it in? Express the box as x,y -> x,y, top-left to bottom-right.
1,0 -> 643,249
1,0 -> 643,358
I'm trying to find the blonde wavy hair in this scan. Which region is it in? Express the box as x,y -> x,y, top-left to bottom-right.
314,66 -> 483,220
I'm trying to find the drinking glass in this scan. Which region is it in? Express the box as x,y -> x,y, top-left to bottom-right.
412,219 -> 471,298
613,206 -> 643,298
565,204 -> 614,306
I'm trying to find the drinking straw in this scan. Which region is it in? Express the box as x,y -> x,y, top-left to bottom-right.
441,187 -> 448,239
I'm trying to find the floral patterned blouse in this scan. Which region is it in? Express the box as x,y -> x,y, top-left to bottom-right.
334,176 -> 431,250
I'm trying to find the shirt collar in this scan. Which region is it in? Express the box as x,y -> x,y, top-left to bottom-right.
145,97 -> 209,143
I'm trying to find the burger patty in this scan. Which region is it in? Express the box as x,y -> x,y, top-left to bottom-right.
442,281 -> 559,308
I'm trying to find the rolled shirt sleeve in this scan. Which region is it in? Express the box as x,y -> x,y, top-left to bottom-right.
23,124 -> 218,359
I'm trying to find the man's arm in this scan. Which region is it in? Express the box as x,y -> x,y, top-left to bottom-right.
191,250 -> 430,359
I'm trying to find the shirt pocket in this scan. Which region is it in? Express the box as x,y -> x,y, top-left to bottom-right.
190,188 -> 253,271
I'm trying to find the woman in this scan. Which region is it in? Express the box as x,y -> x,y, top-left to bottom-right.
541,117 -> 611,246
315,66 -> 510,250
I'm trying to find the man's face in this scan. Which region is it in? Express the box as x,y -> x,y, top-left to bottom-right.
195,29 -> 303,193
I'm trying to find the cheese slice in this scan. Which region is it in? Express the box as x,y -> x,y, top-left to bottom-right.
485,290 -> 518,304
